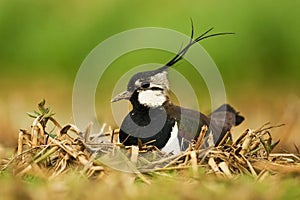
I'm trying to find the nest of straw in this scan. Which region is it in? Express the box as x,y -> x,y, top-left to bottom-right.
1,100 -> 300,183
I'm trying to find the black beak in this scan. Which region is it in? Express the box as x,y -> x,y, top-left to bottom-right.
111,90 -> 133,102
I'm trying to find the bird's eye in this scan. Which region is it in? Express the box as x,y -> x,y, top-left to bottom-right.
141,82 -> 150,88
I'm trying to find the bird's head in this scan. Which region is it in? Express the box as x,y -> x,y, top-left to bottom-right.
111,21 -> 234,108
111,68 -> 170,108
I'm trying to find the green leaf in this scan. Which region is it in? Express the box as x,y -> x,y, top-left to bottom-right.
44,111 -> 55,119
34,110 -> 41,116
38,99 -> 48,114
27,112 -> 38,118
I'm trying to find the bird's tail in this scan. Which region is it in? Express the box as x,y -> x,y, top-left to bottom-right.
209,104 -> 245,145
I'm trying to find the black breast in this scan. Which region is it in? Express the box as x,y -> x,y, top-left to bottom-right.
119,108 -> 176,149
119,90 -> 176,149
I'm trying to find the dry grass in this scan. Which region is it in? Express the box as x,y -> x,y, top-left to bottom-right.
1,100 -> 300,187
0,100 -> 300,200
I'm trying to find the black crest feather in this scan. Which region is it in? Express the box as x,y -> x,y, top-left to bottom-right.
160,20 -> 234,70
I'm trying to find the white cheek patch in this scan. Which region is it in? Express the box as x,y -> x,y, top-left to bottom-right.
161,122 -> 181,155
138,90 -> 166,107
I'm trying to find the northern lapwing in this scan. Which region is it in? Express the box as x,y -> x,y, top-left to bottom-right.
111,25 -> 244,155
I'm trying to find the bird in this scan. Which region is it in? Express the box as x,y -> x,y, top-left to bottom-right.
111,24 -> 244,155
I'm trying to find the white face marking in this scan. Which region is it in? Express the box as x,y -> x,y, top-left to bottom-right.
134,79 -> 141,87
161,122 -> 181,155
138,89 -> 167,108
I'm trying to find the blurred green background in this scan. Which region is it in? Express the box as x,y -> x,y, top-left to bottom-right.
0,0 -> 299,149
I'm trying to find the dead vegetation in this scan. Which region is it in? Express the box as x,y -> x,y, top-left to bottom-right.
1,100 -> 300,184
